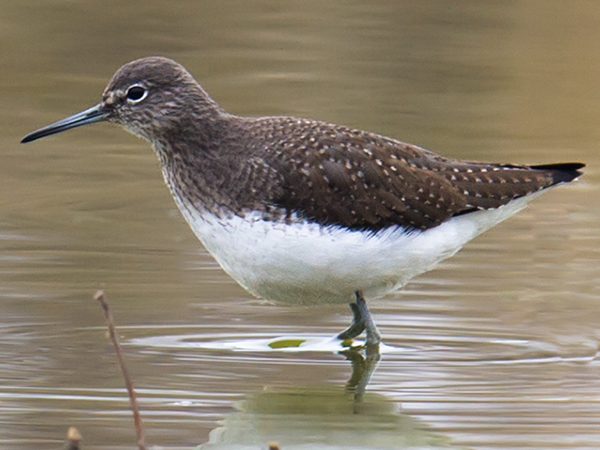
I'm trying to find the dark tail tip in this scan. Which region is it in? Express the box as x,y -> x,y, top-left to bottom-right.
530,162 -> 585,185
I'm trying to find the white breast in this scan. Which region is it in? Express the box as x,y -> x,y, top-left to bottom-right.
170,190 -> 541,306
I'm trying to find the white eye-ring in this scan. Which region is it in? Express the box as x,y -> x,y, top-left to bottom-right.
126,85 -> 148,103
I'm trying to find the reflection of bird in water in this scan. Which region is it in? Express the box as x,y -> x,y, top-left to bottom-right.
22,57 -> 584,352
197,384 -> 468,450
341,347 -> 381,401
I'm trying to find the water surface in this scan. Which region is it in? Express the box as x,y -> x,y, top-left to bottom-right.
1,1 -> 599,449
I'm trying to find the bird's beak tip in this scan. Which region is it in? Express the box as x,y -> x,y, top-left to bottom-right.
21,104 -> 107,144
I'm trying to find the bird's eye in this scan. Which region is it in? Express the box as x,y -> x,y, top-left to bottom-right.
126,85 -> 147,103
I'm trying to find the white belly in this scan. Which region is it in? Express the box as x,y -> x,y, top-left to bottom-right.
173,193 -> 540,305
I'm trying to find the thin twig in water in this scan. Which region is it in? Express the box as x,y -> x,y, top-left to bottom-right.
64,426 -> 82,450
94,290 -> 146,450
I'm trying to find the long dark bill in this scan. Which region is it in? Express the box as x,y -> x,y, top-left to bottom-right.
21,104 -> 108,143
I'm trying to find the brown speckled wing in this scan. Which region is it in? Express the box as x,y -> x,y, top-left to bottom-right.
247,117 -> 583,232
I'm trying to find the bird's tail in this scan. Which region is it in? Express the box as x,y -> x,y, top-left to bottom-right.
528,162 -> 585,185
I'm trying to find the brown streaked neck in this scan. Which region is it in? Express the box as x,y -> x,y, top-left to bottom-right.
151,109 -> 271,219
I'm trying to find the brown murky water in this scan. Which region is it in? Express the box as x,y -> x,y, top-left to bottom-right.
2,1 -> 600,449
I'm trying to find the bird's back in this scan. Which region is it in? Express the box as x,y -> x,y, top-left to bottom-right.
239,115 -> 583,232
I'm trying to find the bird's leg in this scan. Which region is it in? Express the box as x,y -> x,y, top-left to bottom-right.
355,291 -> 382,348
338,292 -> 382,399
337,301 -> 365,341
337,291 -> 381,348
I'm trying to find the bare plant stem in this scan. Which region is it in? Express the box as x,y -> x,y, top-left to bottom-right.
94,290 -> 146,450
64,426 -> 82,450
